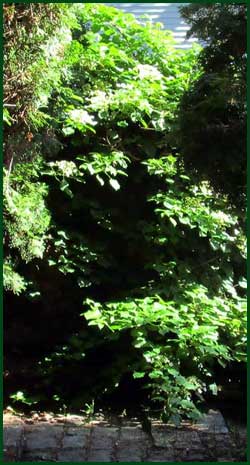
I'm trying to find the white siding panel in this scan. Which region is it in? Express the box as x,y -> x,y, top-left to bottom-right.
103,3 -> 199,48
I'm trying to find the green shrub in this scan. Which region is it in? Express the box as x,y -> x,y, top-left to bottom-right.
4,4 -> 246,421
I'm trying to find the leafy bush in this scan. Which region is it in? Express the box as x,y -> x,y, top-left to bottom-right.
4,4 -> 246,422
82,153 -> 246,423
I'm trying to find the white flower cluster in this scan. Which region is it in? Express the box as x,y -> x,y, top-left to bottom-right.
137,64 -> 163,80
49,160 -> 78,177
69,109 -> 97,126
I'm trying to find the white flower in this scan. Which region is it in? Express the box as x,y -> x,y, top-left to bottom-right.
69,109 -> 97,126
90,91 -> 109,110
137,64 -> 162,80
48,160 -> 78,177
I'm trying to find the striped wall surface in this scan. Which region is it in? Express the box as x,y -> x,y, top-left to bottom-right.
103,3 -> 199,49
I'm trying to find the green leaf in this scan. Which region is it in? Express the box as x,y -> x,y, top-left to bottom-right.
209,383 -> 218,395
109,178 -> 120,190
238,278 -> 247,289
84,309 -> 102,320
62,126 -> 75,136
133,371 -> 145,379
96,175 -> 104,186
169,217 -> 177,227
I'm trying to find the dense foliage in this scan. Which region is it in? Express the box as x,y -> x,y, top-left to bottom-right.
3,3 -> 75,294
179,4 -> 246,207
3,3 -> 73,131
4,4 -> 246,424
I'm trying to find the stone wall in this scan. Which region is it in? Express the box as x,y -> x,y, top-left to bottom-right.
4,410 -> 247,462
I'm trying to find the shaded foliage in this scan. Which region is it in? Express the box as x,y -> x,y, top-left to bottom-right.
178,4 -> 246,207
